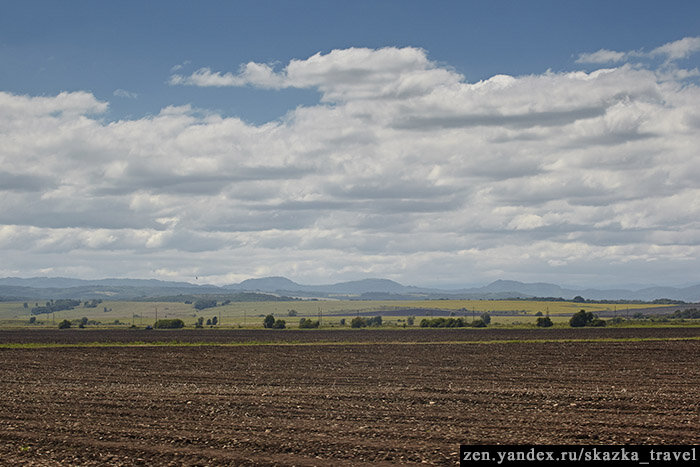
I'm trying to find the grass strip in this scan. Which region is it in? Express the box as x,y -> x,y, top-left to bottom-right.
0,336 -> 698,349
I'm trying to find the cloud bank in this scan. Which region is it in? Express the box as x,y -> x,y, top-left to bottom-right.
2,39 -> 700,286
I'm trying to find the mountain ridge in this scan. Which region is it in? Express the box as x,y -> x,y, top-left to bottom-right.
1,276 -> 699,302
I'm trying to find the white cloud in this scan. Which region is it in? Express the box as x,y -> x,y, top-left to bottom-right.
577,36 -> 700,66
170,47 -> 462,102
650,36 -> 700,61
576,49 -> 627,64
2,41 -> 700,287
113,89 -> 138,99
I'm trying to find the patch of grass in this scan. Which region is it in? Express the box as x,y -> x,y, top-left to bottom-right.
1,335 -> 697,350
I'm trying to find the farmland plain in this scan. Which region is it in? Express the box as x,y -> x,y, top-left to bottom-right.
0,299 -> 677,329
0,328 -> 698,465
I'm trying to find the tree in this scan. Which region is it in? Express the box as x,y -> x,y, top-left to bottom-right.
154,319 -> 185,329
272,319 -> 286,329
480,313 -> 491,325
263,314 -> 275,328
590,318 -> 606,327
29,316 -> 36,324
299,318 -> 320,329
211,316 -> 218,326
536,317 -> 553,327
23,302 -> 28,309
569,309 -> 605,327
406,316 -> 415,326
58,319 -> 71,329
572,295 -> 585,303
196,316 -> 204,328
366,316 -> 382,326
350,317 -> 366,328
471,318 -> 487,328
570,310 -> 592,327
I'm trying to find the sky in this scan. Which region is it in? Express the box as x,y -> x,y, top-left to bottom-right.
1,1 -> 700,288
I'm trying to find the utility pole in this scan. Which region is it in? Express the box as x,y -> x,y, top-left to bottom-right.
155,306 -> 158,325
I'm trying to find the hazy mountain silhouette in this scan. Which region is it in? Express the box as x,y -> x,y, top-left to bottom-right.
1,276 -> 699,302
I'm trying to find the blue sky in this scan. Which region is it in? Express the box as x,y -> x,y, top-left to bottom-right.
4,0 -> 699,123
1,1 -> 700,288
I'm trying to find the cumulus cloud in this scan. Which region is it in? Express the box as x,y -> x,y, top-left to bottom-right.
650,36 -> 700,61
2,41 -> 700,286
576,36 -> 700,66
170,47 -> 462,102
576,49 -> 627,64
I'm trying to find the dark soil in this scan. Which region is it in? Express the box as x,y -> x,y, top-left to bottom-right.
0,329 -> 697,465
0,326 -> 698,345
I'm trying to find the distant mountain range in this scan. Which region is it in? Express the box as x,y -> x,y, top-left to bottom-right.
1,276 -> 699,302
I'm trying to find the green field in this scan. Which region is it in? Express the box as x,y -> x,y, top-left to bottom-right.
0,298 -> 680,329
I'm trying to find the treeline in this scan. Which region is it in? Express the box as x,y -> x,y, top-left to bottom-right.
30,299 -> 81,315
134,292 -> 299,303
525,296 -> 687,305
669,308 -> 700,319
419,317 -> 488,328
350,316 -> 383,328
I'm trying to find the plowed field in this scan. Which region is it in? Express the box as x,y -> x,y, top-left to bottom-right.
0,329 -> 698,465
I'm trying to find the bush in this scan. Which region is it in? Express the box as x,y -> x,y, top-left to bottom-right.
471,318 -> 487,328
350,317 -> 366,328
590,318 -> 607,327
480,313 -> 491,325
569,310 -> 593,327
154,318 -> 185,329
287,309 -> 298,317
299,318 -> 320,329
366,316 -> 382,327
406,316 -> 415,326
536,317 -> 553,327
569,310 -> 606,327
263,314 -> 276,328
58,319 -> 71,329
272,319 -> 286,329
